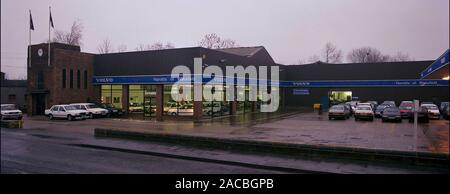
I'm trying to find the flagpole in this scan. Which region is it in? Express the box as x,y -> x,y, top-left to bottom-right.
48,6 -> 51,67
29,10 -> 32,68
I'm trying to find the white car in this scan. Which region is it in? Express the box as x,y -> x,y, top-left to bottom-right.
421,104 -> 440,119
1,104 -> 23,120
203,102 -> 222,116
45,105 -> 88,121
70,103 -> 109,118
354,105 -> 374,121
167,104 -> 194,116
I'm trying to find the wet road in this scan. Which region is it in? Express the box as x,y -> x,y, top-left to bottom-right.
1,130 -> 284,174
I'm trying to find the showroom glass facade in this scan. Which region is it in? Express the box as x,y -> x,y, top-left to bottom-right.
100,85 -> 123,109
100,84 -> 280,118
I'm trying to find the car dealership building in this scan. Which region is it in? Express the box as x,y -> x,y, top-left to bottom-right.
26,43 -> 449,120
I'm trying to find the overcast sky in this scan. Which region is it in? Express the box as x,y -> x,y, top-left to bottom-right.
1,0 -> 449,79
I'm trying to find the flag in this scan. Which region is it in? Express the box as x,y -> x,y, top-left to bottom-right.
29,11 -> 34,30
50,10 -> 54,28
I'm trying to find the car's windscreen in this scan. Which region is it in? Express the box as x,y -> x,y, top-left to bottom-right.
1,105 -> 16,110
399,105 -> 413,109
423,105 -> 438,110
64,106 -> 77,111
384,108 -> 399,113
357,107 -> 371,110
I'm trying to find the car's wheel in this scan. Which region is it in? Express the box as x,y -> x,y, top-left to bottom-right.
68,115 -> 74,121
171,112 -> 177,116
49,114 -> 54,120
328,117 -> 332,120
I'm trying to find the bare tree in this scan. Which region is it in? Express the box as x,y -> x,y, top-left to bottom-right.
53,20 -> 83,46
135,42 -> 175,51
389,52 -> 412,62
117,44 -> 127,52
347,47 -> 390,63
322,42 -> 343,63
97,39 -> 114,54
198,33 -> 239,49
308,55 -> 321,63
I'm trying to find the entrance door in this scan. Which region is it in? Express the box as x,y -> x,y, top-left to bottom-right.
329,91 -> 352,106
33,94 -> 46,115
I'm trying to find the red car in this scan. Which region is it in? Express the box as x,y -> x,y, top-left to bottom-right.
399,101 -> 414,118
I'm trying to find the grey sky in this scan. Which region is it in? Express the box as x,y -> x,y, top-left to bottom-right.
1,0 -> 449,79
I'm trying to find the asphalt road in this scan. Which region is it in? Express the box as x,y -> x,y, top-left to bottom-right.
1,130 -> 283,174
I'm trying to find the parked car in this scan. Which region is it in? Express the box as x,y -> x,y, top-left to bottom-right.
167,104 -> 194,116
442,105 -> 450,120
328,105 -> 351,120
95,103 -> 124,117
340,103 -> 353,115
45,105 -> 88,121
347,101 -> 360,113
1,104 -> 23,120
354,105 -> 374,121
381,101 -> 396,107
203,102 -> 222,116
70,103 -> 109,118
367,101 -> 378,109
375,104 -> 392,118
408,106 -> 429,123
399,101 -> 414,118
357,102 -> 374,111
381,107 -> 402,122
439,102 -> 449,113
420,104 -> 440,119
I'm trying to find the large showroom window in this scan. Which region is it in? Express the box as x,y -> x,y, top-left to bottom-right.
163,84 -> 193,116
100,85 -> 123,109
202,84 -> 229,118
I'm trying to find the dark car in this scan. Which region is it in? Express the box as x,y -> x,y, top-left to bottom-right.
408,106 -> 429,123
328,105 -> 351,120
399,102 -> 414,118
375,104 -> 391,118
442,105 -> 450,120
381,101 -> 396,107
381,107 -> 402,122
440,102 -> 449,113
96,103 -> 124,117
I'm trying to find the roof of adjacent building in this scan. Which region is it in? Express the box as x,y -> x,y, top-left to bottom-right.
93,46 -> 278,76
1,79 -> 27,87
283,60 -> 435,80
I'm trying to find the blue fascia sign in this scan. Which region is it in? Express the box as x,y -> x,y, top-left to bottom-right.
293,89 -> 310,95
93,75 -> 449,87
420,49 -> 450,79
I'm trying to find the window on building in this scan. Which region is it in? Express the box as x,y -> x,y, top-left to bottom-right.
69,69 -> 73,88
77,70 -> 81,88
8,94 -> 16,103
84,70 -> 88,89
37,71 -> 44,89
62,69 -> 66,88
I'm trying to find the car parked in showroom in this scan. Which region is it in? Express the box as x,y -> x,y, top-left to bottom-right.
94,103 -> 124,117
0,104 -> 23,120
45,105 -> 88,121
420,103 -> 440,119
166,104 -> 194,116
354,105 -> 374,121
70,103 -> 109,118
328,105 -> 351,120
381,107 -> 402,122
399,101 -> 414,118
408,106 -> 429,123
